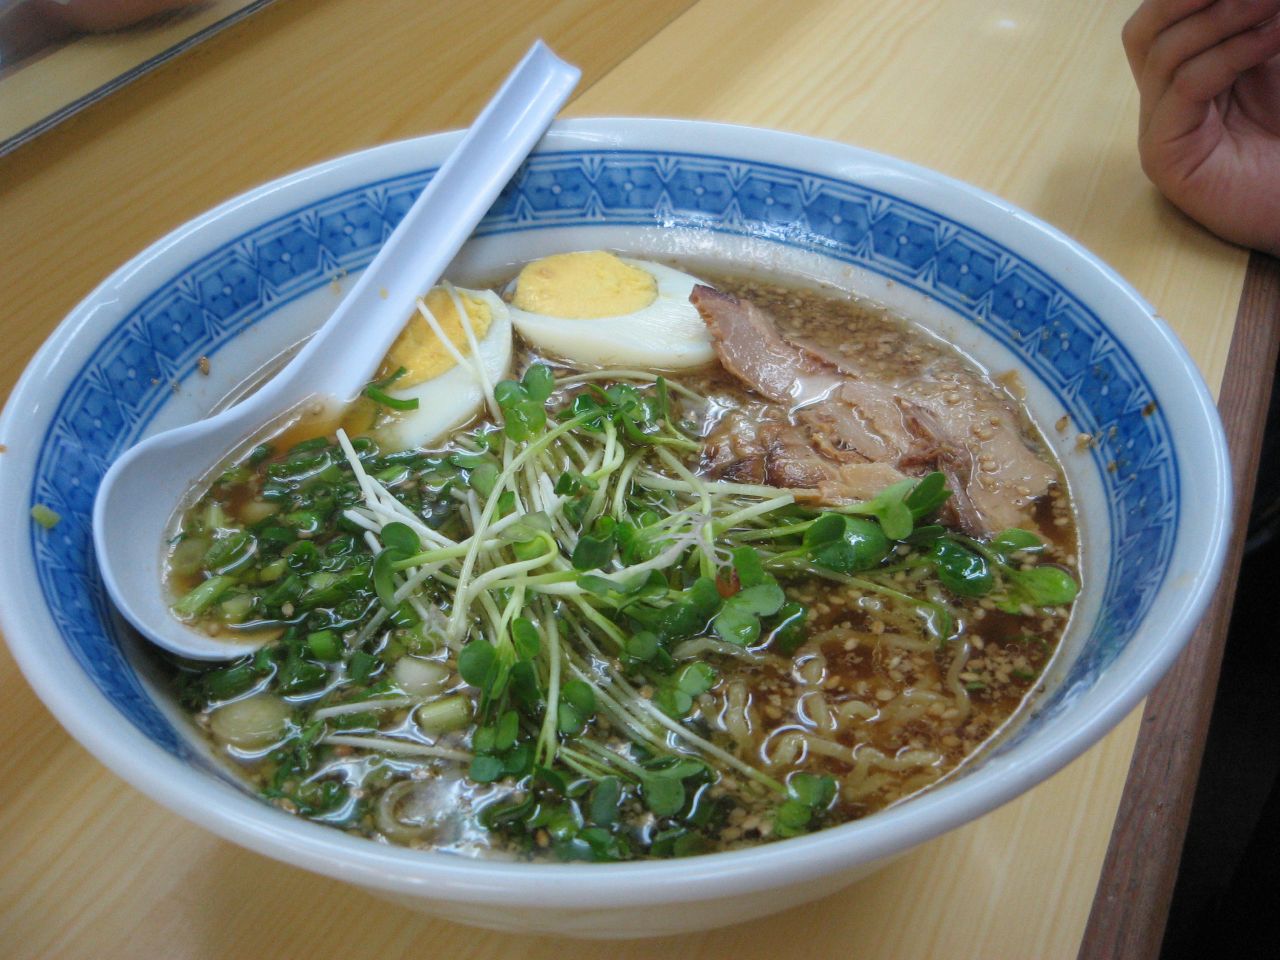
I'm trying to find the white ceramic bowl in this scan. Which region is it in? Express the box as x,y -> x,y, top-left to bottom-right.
0,119 -> 1229,938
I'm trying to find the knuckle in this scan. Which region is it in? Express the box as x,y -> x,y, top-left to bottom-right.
1121,16 -> 1141,55
1135,138 -> 1173,190
1169,62 -> 1204,100
1142,32 -> 1179,84
1137,146 -> 1160,184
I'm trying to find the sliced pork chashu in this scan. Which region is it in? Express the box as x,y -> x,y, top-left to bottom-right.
690,285 -> 1056,536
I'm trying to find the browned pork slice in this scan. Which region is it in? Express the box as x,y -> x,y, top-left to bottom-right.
702,409 -> 910,501
690,285 -> 1056,535
799,337 -> 1059,533
692,286 -> 841,405
692,287 -> 913,464
896,384 -> 1058,535
761,422 -> 909,502
701,410 -> 768,484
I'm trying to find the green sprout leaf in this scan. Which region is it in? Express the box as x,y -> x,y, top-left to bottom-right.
370,522 -> 421,611
509,660 -> 542,708
639,757 -> 708,817
903,471 -> 951,520
631,576 -> 721,640
494,367 -> 555,441
788,772 -> 837,808
714,582 -> 785,645
729,545 -> 769,588
566,393 -> 607,430
589,776 -> 622,826
557,679 -> 597,735
492,710 -> 519,751
805,515 -> 891,573
522,363 -> 556,403
372,548 -> 404,610
502,741 -> 534,777
653,687 -> 694,719
616,521 -> 666,564
655,662 -> 717,718
576,570 -> 667,615
905,523 -> 946,545
929,538 -> 994,597
774,772 -> 838,837
497,511 -> 552,546
768,601 -> 808,655
649,827 -> 710,858
802,513 -> 845,549
554,470 -> 585,496
675,662 -> 716,697
380,521 -> 419,554
571,517 -> 617,570
349,650 -> 378,684
989,527 -> 1045,563
458,640 -> 498,690
447,450 -> 489,469
511,617 -> 541,661
469,754 -> 505,783
998,564 -> 1079,612
711,547 -> 786,645
468,462 -> 499,497
624,630 -> 660,663
774,799 -> 814,837
640,775 -> 686,817
848,472 -> 950,541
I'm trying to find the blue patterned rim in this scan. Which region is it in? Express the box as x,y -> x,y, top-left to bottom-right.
27,148 -> 1177,762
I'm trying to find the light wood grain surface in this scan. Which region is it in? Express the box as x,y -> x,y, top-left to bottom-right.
0,1 -> 1253,958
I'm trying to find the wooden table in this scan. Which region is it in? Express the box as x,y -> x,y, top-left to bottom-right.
1,2 -> 1272,957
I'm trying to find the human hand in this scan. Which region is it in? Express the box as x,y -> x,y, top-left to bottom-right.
1124,0 -> 1280,255
32,0 -> 204,33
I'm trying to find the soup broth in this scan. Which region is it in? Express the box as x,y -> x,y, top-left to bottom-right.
159,264 -> 1077,862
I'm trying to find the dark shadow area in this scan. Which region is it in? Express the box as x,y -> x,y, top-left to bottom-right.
1162,362 -> 1280,959
0,1 -> 210,76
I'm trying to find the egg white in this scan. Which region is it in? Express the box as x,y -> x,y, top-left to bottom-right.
506,257 -> 714,369
379,288 -> 513,450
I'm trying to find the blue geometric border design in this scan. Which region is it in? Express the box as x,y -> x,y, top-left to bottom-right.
28,149 -> 1178,757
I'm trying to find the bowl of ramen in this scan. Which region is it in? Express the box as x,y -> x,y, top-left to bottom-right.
0,119 -> 1229,937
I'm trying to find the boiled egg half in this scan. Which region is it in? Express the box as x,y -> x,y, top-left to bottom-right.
377,285 -> 512,449
506,251 -> 714,369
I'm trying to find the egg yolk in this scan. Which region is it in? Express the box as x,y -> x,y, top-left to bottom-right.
382,287 -> 492,388
512,251 -> 657,319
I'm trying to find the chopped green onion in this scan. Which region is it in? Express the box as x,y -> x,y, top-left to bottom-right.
173,575 -> 234,617
306,629 -> 342,661
415,695 -> 472,735
30,504 -> 60,529
364,386 -> 419,410
349,650 -> 379,684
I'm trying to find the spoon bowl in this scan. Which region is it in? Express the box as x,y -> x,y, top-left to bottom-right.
91,41 -> 580,660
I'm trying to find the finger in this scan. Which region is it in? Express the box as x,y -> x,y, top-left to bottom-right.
1142,11 -> 1280,168
1123,0 -> 1217,75
1141,0 -> 1280,99
1170,11 -> 1280,105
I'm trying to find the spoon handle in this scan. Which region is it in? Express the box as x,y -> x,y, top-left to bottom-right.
252,40 -> 579,416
